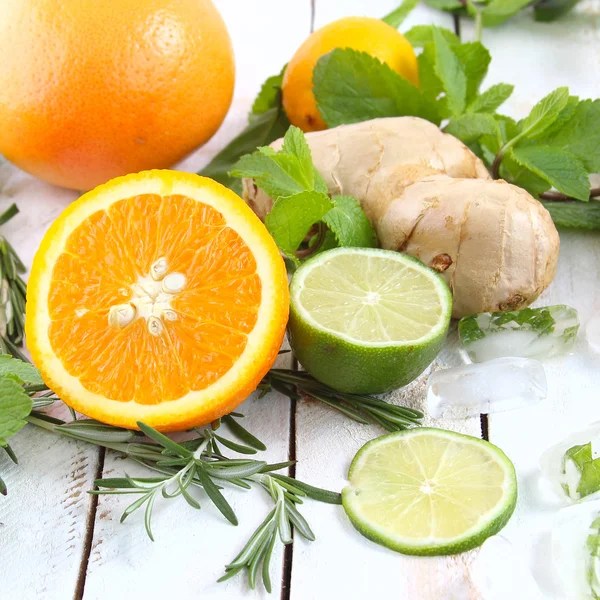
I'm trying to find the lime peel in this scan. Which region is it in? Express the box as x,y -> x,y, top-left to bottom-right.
342,428 -> 518,556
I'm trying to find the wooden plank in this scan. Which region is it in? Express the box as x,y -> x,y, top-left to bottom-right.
82,1 -> 312,597
460,4 -> 600,597
82,351 -> 293,600
0,169 -> 98,598
290,3 -> 483,599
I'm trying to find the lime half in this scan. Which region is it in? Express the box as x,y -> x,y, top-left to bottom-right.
288,248 -> 452,394
343,428 -> 517,555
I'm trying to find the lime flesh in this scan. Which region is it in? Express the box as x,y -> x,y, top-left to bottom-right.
343,428 -> 517,555
288,248 -> 452,394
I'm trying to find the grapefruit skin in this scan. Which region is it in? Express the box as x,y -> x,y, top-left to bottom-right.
0,0 -> 235,190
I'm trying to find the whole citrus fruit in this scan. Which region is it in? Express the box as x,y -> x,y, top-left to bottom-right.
0,0 -> 235,190
26,170 -> 289,431
282,17 -> 419,132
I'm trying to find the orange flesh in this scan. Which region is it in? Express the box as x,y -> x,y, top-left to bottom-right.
48,194 -> 261,405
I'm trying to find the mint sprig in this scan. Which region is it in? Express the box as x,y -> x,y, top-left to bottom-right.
311,25 -> 600,227
230,126 -> 376,263
198,69 -> 290,195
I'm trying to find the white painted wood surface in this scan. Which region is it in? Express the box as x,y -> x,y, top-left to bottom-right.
461,3 -> 600,598
1,1 -> 599,599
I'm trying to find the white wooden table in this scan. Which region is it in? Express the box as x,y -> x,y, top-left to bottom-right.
1,2 -> 600,598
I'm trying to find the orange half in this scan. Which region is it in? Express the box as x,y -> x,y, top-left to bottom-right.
26,170 -> 289,431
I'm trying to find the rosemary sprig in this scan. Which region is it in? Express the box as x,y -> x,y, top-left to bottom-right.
0,204 -> 27,361
261,369 -> 424,431
26,408 -> 339,592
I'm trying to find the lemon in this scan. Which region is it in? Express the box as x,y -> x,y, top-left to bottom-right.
343,428 -> 518,555
282,16 -> 419,132
288,248 -> 452,394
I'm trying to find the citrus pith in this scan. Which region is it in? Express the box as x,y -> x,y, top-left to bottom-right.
26,170 -> 289,431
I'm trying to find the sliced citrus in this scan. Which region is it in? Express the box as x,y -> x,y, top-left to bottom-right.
288,247 -> 452,394
26,170 -> 289,431
343,428 -> 517,555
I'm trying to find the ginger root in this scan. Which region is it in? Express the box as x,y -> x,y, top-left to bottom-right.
243,117 -> 560,318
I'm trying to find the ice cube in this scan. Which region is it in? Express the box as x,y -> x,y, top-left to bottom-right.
552,500 -> 600,599
427,357 -> 547,420
539,423 -> 600,503
459,305 -> 579,363
586,312 -> 600,353
470,536 -> 544,600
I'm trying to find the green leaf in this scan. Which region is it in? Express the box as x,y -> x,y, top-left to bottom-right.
543,200 -> 600,230
452,42 -> 491,106
0,355 -> 44,386
0,376 -> 33,446
222,414 -> 267,451
382,0 -> 419,28
540,99 -> 600,172
195,465 -> 238,525
481,0 -> 533,26
578,457 -> 600,498
432,28 -> 467,117
468,83 -> 514,114
230,126 -> 325,199
534,0 -> 581,22
501,154 -> 552,198
265,191 -> 334,262
564,443 -> 593,472
517,87 -> 570,141
250,72 -> 284,118
199,106 -> 290,194
322,196 -> 377,249
404,25 -> 459,48
137,422 -> 193,458
510,145 -> 590,201
423,0 -> 463,9
445,113 -> 500,145
313,48 -> 441,128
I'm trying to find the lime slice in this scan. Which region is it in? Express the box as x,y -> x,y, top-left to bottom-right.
288,248 -> 452,394
343,428 -> 517,555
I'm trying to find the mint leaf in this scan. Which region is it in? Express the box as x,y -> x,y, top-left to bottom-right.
502,154 -> 552,198
468,83 -> 514,114
541,99 -> 600,172
0,376 -> 33,446
432,28 -> 467,117
404,25 -> 459,48
534,0 -> 582,22
517,87 -> 570,141
199,107 -> 290,194
382,0 -> 419,28
481,0 -> 533,26
543,200 -> 600,231
250,72 -> 284,118
322,196 -> 377,248
0,355 -> 43,386
445,113 -> 499,145
510,145 -> 590,201
423,0 -> 463,8
265,192 -> 333,263
452,42 -> 491,106
230,126 -> 324,199
579,458 -> 600,498
313,48 -> 441,127
565,443 -> 593,472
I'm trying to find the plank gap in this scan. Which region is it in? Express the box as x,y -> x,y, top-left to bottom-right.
310,0 -> 316,32
281,354 -> 299,600
480,414 -> 489,441
453,12 -> 461,37
73,446 -> 105,600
